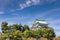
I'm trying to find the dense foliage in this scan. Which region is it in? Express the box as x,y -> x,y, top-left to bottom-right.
0,21 -> 56,40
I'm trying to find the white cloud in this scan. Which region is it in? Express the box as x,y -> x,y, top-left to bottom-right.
26,0 -> 32,6
19,0 -> 56,9
31,0 -> 40,5
4,0 -> 57,11
19,0 -> 40,9
19,0 -> 32,9
20,4 -> 27,9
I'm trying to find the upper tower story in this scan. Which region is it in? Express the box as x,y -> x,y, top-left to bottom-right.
31,19 -> 49,30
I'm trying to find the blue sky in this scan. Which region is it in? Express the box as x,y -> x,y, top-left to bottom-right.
0,0 -> 60,36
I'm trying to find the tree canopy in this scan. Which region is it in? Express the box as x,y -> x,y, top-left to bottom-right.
0,21 -> 56,40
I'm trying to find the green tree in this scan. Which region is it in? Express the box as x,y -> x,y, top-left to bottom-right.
41,28 -> 55,40
1,20 -> 56,40
23,25 -> 30,31
1,22 -> 8,33
12,24 -> 22,31
32,30 -> 41,40
23,30 -> 30,38
13,30 -> 22,40
23,30 -> 32,38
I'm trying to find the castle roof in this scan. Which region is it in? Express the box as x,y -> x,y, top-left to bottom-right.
34,19 -> 48,24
